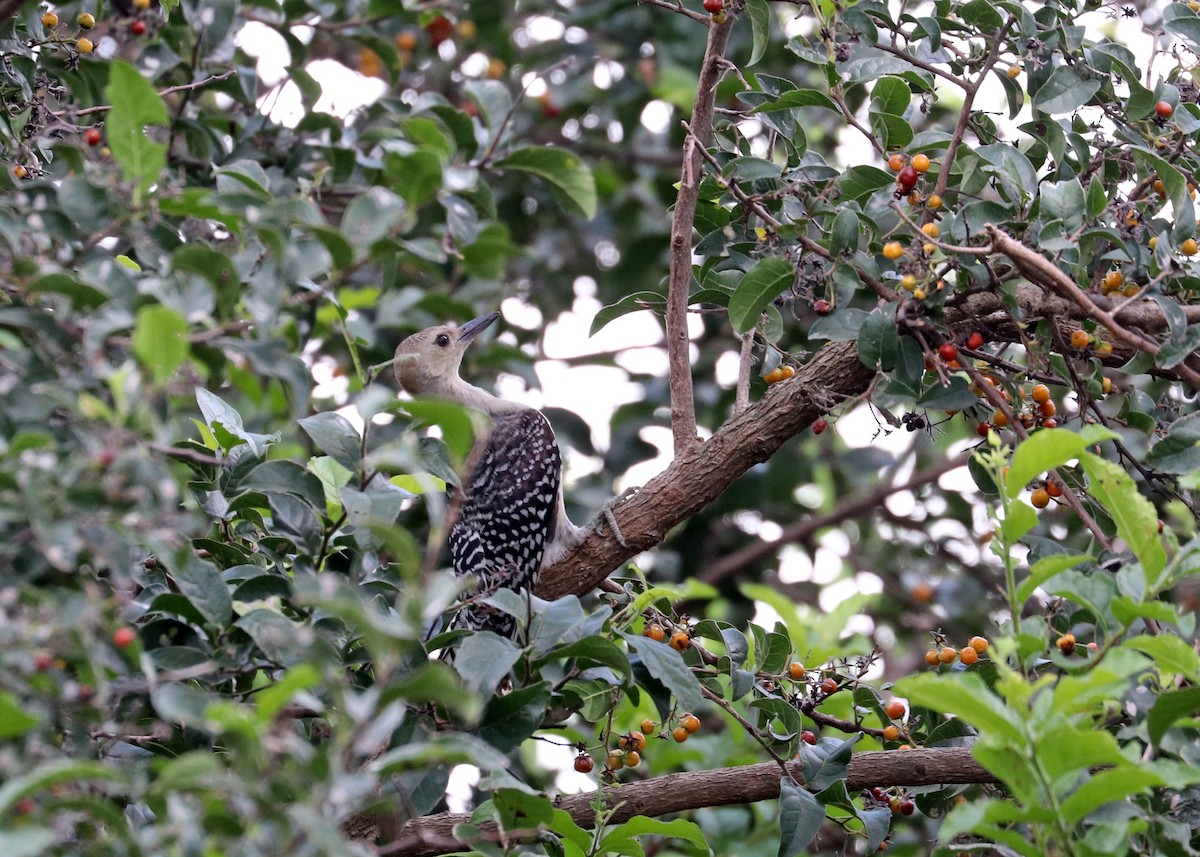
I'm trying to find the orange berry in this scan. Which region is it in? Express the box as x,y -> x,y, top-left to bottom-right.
882,725 -> 901,741
669,631 -> 691,652
922,222 -> 939,238
11,164 -> 28,180
911,153 -> 931,172
640,718 -> 655,735
883,241 -> 904,260
682,713 -> 701,733
885,700 -> 905,719
1057,633 -> 1076,655
644,623 -> 665,642
913,580 -> 935,603
619,730 -> 647,752
1182,237 -> 1198,255
820,677 -> 839,695
924,649 -> 940,666
788,661 -> 806,680
1039,400 -> 1057,418
1070,329 -> 1090,349
113,627 -> 136,649
888,153 -> 906,172
968,635 -> 989,654
1031,384 -> 1050,404
623,751 -> 640,767
938,647 -> 957,664
1096,341 -> 1113,356
959,646 -> 979,665
1007,63 -> 1021,78
1101,377 -> 1112,394
41,11 -> 58,26
992,411 -> 1009,428
1031,487 -> 1051,509
672,726 -> 690,743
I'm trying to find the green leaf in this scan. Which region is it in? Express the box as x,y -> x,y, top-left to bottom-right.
728,257 -> 795,334
1124,634 -> 1200,682
0,691 -> 39,738
402,399 -> 486,465
893,672 -> 1023,743
1146,411 -> 1200,474
495,147 -> 597,219
1060,768 -> 1163,825
298,411 -> 362,473
172,555 -> 233,629
837,165 -> 894,202
104,60 -> 168,204
829,208 -> 860,256
1080,452 -> 1167,585
1147,686 -> 1200,747
858,304 -> 899,371
132,305 -> 190,385
1005,425 -> 1116,499
236,604 -> 304,662
751,89 -> 838,112
454,632 -> 523,693
871,76 -> 910,116
602,817 -> 709,857
1017,554 -> 1092,604
620,632 -> 703,711
1032,65 -> 1101,114
778,778 -> 824,857
341,187 -> 408,250
744,0 -> 770,66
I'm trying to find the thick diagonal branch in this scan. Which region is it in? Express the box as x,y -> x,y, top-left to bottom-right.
387,747 -> 994,856
537,340 -> 875,600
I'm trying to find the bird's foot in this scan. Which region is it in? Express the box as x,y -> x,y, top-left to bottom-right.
600,486 -> 640,549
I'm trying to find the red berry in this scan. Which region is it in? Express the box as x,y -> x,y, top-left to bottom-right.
966,331 -> 984,350
899,800 -> 915,816
1155,100 -> 1174,118
130,19 -> 146,35
821,677 -> 838,695
34,652 -> 54,671
897,165 -> 919,191
84,128 -> 102,146
812,299 -> 831,315
975,422 -> 991,438
812,419 -> 827,435
938,342 -> 958,362
574,754 -> 594,773
703,0 -> 724,11
113,627 -> 136,649
801,730 -> 817,744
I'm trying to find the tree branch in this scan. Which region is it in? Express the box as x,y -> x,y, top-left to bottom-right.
665,5 -> 737,456
985,226 -> 1200,391
698,452 -> 973,586
387,747 -> 994,856
537,340 -> 875,600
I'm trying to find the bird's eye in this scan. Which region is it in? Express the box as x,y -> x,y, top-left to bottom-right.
435,333 -> 450,347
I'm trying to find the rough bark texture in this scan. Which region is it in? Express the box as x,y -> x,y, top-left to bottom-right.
535,339 -> 875,600
385,747 -> 993,856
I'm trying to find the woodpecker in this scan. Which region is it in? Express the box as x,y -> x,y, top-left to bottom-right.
394,311 -> 580,641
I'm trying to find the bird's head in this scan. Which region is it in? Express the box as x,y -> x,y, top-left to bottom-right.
394,311 -> 500,396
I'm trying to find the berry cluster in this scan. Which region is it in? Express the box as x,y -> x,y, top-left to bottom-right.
924,634 -> 989,668
643,620 -> 693,652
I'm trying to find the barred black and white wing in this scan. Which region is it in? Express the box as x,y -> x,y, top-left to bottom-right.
449,408 -> 562,637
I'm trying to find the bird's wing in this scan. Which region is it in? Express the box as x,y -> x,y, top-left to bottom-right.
448,409 -> 562,631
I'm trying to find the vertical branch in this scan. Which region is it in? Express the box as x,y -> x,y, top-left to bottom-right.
666,10 -> 738,455
733,331 -> 753,415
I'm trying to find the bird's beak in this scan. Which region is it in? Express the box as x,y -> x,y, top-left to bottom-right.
458,311 -> 500,344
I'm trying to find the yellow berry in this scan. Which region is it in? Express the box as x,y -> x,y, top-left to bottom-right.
901,275 -> 917,291
926,194 -> 942,210
922,222 -> 939,238
923,242 -> 936,256
911,153 -> 931,172
133,0 -> 151,8
912,288 -> 926,300
75,36 -> 93,53
1101,377 -> 1112,394
77,11 -> 95,28
883,241 -> 904,260
1183,238 -> 1199,255
1149,236 -> 1158,249
41,11 -> 58,26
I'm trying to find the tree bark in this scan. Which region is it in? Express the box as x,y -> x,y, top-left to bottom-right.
385,747 -> 994,856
